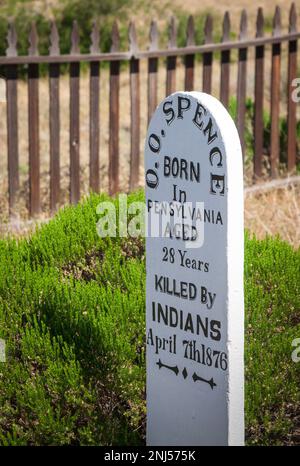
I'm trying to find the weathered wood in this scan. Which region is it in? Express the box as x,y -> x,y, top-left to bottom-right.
202,14 -> 213,93
109,21 -> 120,195
6,66 -> 19,213
49,19 -> 60,56
6,21 -> 19,214
166,17 -> 177,96
220,12 -> 230,108
287,3 -> 297,173
89,62 -> 100,192
89,22 -> 100,192
49,21 -> 60,212
254,8 -> 265,179
270,6 -> 281,178
28,22 -> 40,216
148,21 -> 158,123
28,21 -> 38,56
129,22 -> 140,191
236,10 -> 248,157
70,20 -> 80,54
90,20 -> 100,54
6,20 -> 17,57
70,21 -> 80,203
49,63 -> 60,211
185,16 -> 195,91
2,31 -> 300,65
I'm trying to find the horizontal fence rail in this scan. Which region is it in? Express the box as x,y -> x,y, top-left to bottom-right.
2,31 -> 300,64
1,3 -> 300,217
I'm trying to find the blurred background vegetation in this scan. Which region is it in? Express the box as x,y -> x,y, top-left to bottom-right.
0,0 -> 222,56
0,0 -> 130,55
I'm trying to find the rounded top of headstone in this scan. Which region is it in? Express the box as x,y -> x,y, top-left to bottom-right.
147,91 -> 241,158
145,91 -> 243,199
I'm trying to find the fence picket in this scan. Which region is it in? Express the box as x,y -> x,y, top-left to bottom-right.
166,17 -> 177,96
287,3 -> 297,173
89,22 -> 100,193
148,21 -> 158,123
270,6 -> 281,178
49,21 -> 60,212
129,22 -> 140,191
70,21 -> 80,204
28,22 -> 40,216
220,12 -> 230,108
185,16 -> 195,91
6,21 -> 19,215
203,15 -> 213,93
254,8 -> 265,179
236,10 -> 248,157
109,21 -> 120,195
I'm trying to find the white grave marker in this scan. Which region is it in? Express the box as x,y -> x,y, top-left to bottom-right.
145,91 -> 244,446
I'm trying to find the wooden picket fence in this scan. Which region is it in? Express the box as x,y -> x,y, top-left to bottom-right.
1,3 -> 299,217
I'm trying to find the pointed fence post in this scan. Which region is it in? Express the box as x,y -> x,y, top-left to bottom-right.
129,21 -> 140,191
28,22 -> 40,216
270,6 -> 282,178
287,3 -> 297,173
49,20 -> 60,212
6,21 -> 19,216
202,14 -> 213,93
220,12 -> 230,108
236,10 -> 248,158
69,20 -> 80,204
89,21 -> 100,193
166,17 -> 177,96
184,16 -> 195,91
254,8 -> 265,180
148,21 -> 158,124
109,21 -> 120,195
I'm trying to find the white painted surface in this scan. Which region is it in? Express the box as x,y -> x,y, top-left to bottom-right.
0,338 -> 5,362
145,92 -> 244,446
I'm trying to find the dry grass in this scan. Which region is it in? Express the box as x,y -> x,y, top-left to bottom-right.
1,183 -> 300,249
245,183 -> 300,248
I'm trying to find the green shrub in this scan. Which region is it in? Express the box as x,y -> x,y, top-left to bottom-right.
244,233 -> 300,444
0,191 -> 299,445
